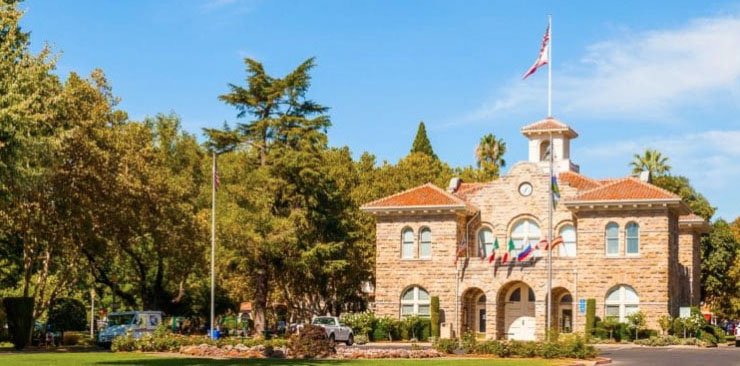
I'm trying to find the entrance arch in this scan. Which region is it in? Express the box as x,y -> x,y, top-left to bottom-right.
461,287 -> 486,336
550,287 -> 574,333
497,282 -> 536,340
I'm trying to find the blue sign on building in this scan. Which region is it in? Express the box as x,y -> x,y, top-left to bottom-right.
578,299 -> 586,314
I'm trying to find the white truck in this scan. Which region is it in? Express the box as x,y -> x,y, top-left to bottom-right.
311,316 -> 354,346
97,311 -> 163,348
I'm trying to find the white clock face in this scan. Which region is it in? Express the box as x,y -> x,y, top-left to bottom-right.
519,182 -> 533,196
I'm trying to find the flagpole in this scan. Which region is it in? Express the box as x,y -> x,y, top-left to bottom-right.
210,152 -> 216,339
546,14 -> 554,338
547,15 -> 552,117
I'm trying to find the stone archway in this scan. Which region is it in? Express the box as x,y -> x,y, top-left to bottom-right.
461,287 -> 486,336
550,287 -> 574,334
497,281 -> 536,340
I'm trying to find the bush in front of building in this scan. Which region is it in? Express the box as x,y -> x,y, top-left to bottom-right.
47,297 -> 87,344
430,296 -> 440,339
435,333 -> 596,359
111,325 -> 289,353
340,312 -> 431,342
339,311 -> 375,339
287,324 -> 334,358
371,316 -> 399,341
584,298 -> 596,339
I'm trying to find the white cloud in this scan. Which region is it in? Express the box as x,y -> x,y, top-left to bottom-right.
578,130 -> 740,219
467,15 -> 740,123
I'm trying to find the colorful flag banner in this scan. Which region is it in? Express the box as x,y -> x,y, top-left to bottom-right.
551,175 -> 560,207
550,236 -> 564,250
517,243 -> 534,262
454,240 -> 468,265
537,238 -> 549,251
502,238 -> 515,264
488,237 -> 499,263
522,23 -> 551,79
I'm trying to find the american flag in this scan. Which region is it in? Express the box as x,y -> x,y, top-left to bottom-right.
522,23 -> 550,80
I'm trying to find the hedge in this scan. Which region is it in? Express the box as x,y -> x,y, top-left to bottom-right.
2,297 -> 35,350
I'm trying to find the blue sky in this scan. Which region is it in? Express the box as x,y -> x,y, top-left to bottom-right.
22,0 -> 740,220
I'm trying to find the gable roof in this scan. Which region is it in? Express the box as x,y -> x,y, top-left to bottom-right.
361,183 -> 476,213
521,117 -> 578,138
568,177 -> 680,202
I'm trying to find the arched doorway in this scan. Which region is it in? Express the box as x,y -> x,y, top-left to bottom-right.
550,287 -> 573,334
461,288 -> 486,336
498,282 -> 536,340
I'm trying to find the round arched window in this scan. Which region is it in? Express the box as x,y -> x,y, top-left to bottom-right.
401,286 -> 430,317
510,219 -> 541,255
605,285 -> 639,322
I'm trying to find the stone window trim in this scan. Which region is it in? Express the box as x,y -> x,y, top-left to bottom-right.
604,284 -> 640,323
477,225 -> 495,258
604,222 -> 620,257
400,285 -> 431,318
625,222 -> 640,256
508,218 -> 542,258
418,226 -> 432,259
557,223 -> 577,258
401,227 -> 415,260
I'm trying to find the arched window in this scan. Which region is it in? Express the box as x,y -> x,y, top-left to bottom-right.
401,286 -> 430,317
540,140 -> 551,161
402,228 -> 414,259
559,224 -> 577,257
478,227 -> 494,258
605,223 -> 619,256
626,222 -> 639,255
528,288 -> 536,302
509,288 -> 521,302
511,219 -> 541,255
605,285 -> 639,322
419,228 -> 432,259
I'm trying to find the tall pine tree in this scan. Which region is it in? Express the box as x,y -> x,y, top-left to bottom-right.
410,121 -> 437,159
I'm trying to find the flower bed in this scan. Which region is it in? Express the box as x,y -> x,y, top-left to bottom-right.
335,347 -> 442,359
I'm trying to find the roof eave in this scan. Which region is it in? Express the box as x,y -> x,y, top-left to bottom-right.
360,204 -> 472,215
564,198 -> 686,212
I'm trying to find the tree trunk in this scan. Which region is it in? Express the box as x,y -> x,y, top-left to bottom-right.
253,270 -> 269,336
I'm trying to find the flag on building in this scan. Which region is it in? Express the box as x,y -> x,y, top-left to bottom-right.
537,238 -> 549,250
550,236 -> 564,250
551,175 -> 560,207
488,237 -> 499,263
522,23 -> 550,79
517,243 -> 534,262
502,238 -> 516,264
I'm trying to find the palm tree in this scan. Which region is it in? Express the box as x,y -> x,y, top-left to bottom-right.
630,149 -> 671,176
475,133 -> 506,180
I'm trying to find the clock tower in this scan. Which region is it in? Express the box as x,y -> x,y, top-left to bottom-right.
521,117 -> 580,174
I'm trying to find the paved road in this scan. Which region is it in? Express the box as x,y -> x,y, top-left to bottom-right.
599,345 -> 740,366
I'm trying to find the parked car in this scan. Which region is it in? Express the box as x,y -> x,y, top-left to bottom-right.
311,316 -> 353,346
97,311 -> 163,348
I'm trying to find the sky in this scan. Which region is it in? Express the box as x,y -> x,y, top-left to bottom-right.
21,0 -> 740,220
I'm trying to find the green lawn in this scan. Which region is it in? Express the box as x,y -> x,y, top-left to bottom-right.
0,351 -> 567,366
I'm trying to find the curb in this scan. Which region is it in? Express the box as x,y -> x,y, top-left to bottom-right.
571,357 -> 612,366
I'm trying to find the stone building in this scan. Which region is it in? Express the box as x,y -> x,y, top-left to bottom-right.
360,117 -> 708,340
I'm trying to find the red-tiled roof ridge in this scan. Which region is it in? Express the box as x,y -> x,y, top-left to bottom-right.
361,182 -> 473,210
521,117 -> 578,138
570,177 -> 680,201
558,171 -> 602,191
454,182 -> 488,200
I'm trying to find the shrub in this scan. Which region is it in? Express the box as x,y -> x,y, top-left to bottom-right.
634,335 -> 681,346
288,324 -> 334,358
399,316 -> 428,341
354,334 -> 368,345
430,296 -> 440,338
698,331 -> 717,346
372,316 -> 399,341
476,340 -> 510,357
658,315 -> 672,335
2,297 -> 34,350
585,299 -> 596,339
508,340 -> 538,357
460,331 -> 477,353
339,311 -> 375,339
626,311 -> 646,340
62,332 -> 81,346
432,338 -> 458,354
48,298 -> 87,342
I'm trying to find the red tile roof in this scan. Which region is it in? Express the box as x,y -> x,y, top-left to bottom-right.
362,183 -> 472,210
521,117 -> 578,138
558,171 -> 602,191
570,177 -> 680,201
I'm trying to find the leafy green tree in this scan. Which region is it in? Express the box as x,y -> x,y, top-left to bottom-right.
630,149 -> 671,176
47,298 -> 86,342
701,220 -> 739,318
475,133 -> 506,180
410,121 -> 437,159
652,175 -> 715,220
626,310 -> 646,340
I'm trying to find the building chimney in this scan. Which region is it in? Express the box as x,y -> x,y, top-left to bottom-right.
447,177 -> 462,193
638,170 -> 651,183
